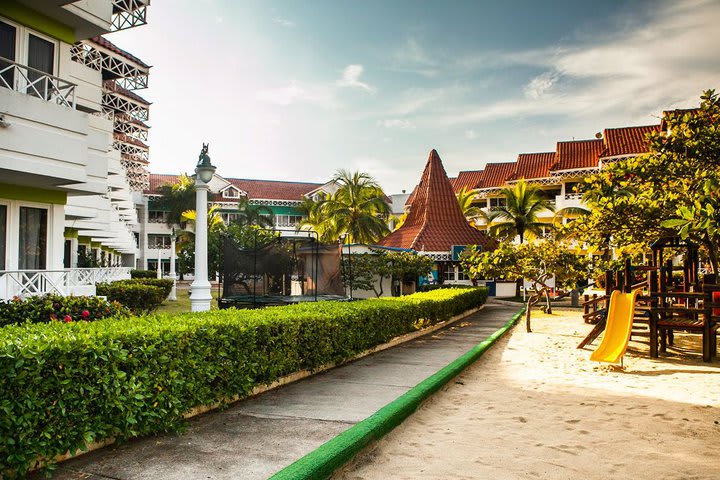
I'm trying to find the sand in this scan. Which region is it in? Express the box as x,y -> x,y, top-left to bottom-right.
335,306 -> 720,480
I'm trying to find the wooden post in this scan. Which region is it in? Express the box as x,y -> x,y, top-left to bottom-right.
624,258 -> 632,293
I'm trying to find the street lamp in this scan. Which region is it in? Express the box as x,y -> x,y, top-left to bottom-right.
169,227 -> 177,301
340,233 -> 353,300
190,143 -> 216,312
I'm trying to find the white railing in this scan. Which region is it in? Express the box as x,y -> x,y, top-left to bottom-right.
564,193 -> 583,200
0,56 -> 77,108
0,267 -> 131,300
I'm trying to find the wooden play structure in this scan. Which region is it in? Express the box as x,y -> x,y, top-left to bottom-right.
579,237 -> 719,363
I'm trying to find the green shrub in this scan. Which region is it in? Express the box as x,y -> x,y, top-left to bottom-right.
130,269 -> 157,279
124,278 -> 174,298
0,288 -> 487,477
0,294 -> 128,327
96,281 -> 168,315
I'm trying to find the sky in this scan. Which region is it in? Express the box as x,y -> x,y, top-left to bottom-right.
108,0 -> 720,194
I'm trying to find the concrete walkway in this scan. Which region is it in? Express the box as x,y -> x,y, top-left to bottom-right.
46,303 -> 519,480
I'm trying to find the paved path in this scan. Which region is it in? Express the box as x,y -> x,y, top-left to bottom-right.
46,303 -> 519,480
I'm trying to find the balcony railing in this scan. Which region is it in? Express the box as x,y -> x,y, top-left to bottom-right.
0,56 -> 77,109
564,193 -> 583,200
0,267 -> 131,300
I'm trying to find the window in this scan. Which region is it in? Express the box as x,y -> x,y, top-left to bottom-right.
27,33 -> 54,99
147,234 -> 171,249
0,204 -> 6,270
489,197 -> 507,208
275,214 -> 303,227
221,212 -> 239,225
0,20 -> 16,89
222,187 -> 240,199
444,268 -> 455,281
458,269 -> 470,281
148,210 -> 168,223
18,207 -> 47,269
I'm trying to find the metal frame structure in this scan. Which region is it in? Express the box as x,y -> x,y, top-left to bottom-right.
112,0 -> 149,32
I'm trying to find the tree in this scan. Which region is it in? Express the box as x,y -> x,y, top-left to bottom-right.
487,179 -> 554,243
296,197 -> 338,242
321,170 -> 391,244
152,174 -> 196,227
460,239 -> 594,332
234,197 -> 274,228
342,249 -> 434,297
571,90 -> 720,273
456,187 -> 488,227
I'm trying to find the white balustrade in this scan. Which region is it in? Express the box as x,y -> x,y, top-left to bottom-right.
0,268 -> 131,300
0,56 -> 77,108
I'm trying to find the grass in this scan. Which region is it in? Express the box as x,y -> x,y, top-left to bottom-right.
155,285 -> 221,315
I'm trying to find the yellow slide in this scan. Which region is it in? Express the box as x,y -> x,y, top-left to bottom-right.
590,289 -> 641,364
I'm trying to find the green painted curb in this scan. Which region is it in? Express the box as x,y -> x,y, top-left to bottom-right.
270,307 -> 526,480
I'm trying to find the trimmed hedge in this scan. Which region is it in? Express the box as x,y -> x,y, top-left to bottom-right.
96,279 -> 173,315
0,287 -> 487,477
0,294 -> 128,327
130,269 -> 156,279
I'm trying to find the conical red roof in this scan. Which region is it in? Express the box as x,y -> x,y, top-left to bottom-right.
377,150 -> 495,252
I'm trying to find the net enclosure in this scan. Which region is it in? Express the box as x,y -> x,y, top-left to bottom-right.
220,229 -> 346,308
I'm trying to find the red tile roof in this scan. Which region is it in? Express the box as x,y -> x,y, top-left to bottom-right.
511,152 -> 555,180
144,174 -> 322,201
227,178 -> 323,200
90,35 -> 151,69
453,170 -> 485,193
551,139 -> 603,172
377,150 -> 495,253
600,125 -> 659,158
477,162 -> 516,189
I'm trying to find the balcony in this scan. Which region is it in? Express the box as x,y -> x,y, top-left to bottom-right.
0,57 -> 76,108
0,267 -> 131,300
555,193 -> 585,211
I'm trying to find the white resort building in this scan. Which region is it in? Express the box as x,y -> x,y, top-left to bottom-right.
0,0 -> 150,299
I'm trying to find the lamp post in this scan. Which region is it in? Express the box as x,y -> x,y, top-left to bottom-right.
340,233 -> 352,300
169,227 -> 177,301
190,143 -> 216,312
156,248 -> 162,279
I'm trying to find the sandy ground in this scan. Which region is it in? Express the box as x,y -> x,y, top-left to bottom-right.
335,307 -> 720,480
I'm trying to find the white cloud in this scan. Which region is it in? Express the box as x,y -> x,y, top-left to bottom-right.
436,0 -> 720,127
465,129 -> 478,139
255,80 -> 335,108
377,119 -> 415,129
273,17 -> 295,27
524,71 -> 560,99
390,37 -> 438,77
337,64 -> 376,93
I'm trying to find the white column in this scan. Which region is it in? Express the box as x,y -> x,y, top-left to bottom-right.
156,249 -> 162,279
169,233 -> 177,301
190,182 -> 212,311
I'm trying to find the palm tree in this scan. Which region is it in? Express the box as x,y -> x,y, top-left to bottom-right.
153,174 -> 196,227
487,179 -> 555,243
456,187 -> 488,227
296,197 -> 338,242
321,170 -> 391,244
234,197 -> 274,228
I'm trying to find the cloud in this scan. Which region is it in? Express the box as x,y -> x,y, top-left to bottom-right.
255,80 -> 335,108
436,0 -> 720,127
389,37 -> 439,77
524,71 -> 560,99
273,17 -> 295,27
465,129 -> 478,140
377,119 -> 415,129
337,64 -> 376,93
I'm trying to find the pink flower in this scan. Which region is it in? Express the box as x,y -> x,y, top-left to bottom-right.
50,314 -> 58,321
64,315 -> 72,323
81,310 -> 90,318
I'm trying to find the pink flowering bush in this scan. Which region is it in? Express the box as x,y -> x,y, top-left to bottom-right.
0,294 -> 128,327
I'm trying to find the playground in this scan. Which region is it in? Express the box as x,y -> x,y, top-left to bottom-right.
338,307 -> 720,480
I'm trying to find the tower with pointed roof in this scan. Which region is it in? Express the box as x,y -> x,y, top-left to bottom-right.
377,149 -> 495,264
